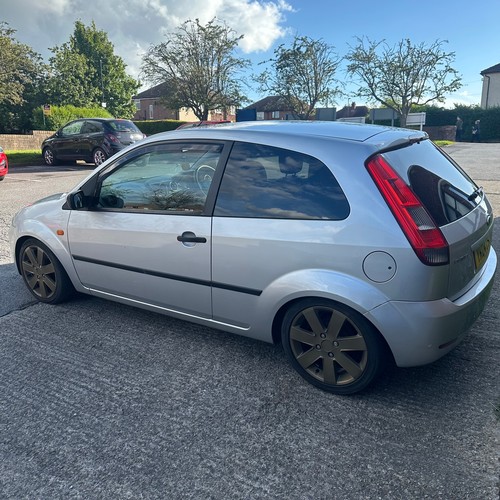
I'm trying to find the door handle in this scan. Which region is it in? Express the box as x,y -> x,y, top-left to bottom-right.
177,231 -> 207,243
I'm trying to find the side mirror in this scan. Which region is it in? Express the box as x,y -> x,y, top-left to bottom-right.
65,190 -> 87,210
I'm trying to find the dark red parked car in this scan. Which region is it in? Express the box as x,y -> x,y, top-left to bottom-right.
0,147 -> 8,181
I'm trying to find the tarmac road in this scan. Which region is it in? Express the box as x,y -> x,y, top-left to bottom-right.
0,146 -> 498,499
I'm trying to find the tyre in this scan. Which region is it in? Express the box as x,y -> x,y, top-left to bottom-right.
42,147 -> 58,166
19,238 -> 74,304
93,148 -> 107,166
0,176 -> 4,181
281,298 -> 387,394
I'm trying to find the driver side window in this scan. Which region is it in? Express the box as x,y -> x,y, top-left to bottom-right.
97,143 -> 223,214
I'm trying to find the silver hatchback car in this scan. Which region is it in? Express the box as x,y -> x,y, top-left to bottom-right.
10,121 -> 496,394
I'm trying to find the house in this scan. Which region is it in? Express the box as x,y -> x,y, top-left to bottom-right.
238,96 -> 297,121
132,83 -> 235,122
480,64 -> 500,109
132,83 -> 197,121
335,102 -> 369,122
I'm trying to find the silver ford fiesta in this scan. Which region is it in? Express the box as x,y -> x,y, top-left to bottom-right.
10,121 -> 496,394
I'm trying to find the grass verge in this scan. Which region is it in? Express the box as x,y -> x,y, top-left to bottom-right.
6,150 -> 43,166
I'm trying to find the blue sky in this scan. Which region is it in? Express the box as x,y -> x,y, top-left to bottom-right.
3,0 -> 499,108
267,0 -> 499,107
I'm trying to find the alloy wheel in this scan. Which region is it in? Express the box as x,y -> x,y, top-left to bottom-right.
282,299 -> 385,394
19,239 -> 73,304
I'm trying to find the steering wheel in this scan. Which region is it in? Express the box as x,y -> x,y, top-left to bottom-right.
195,164 -> 216,195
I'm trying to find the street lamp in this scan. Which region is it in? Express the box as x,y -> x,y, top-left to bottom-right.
99,58 -> 106,108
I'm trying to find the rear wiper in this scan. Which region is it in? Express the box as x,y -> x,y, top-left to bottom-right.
468,186 -> 484,201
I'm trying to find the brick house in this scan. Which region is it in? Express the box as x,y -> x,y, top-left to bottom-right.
132,83 -> 235,122
239,96 -> 298,121
335,102 -> 369,121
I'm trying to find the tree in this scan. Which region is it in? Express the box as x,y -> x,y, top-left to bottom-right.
0,22 -> 47,132
346,37 -> 462,127
256,36 -> 342,119
141,18 -> 249,120
48,21 -> 140,118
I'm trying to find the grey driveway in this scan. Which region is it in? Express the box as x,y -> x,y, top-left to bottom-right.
0,145 -> 498,499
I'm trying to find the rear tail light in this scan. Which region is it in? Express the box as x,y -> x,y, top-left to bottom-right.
366,154 -> 449,266
105,133 -> 120,144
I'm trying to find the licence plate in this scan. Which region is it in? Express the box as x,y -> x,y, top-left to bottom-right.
473,238 -> 491,271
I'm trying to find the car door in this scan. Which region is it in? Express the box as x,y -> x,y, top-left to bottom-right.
80,120 -> 104,161
55,120 -> 84,160
67,141 -> 226,318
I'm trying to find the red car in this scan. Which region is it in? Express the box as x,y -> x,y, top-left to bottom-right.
176,120 -> 231,130
0,147 -> 8,181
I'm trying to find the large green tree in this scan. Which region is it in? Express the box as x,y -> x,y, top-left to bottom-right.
256,36 -> 342,119
346,37 -> 462,127
48,21 -> 140,118
141,18 -> 249,120
0,22 -> 46,132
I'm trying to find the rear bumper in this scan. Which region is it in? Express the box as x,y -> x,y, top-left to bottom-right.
368,248 -> 497,367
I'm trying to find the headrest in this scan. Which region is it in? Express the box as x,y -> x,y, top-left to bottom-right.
279,154 -> 303,175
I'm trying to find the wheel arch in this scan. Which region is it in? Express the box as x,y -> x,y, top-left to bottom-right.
13,229 -> 84,293
271,295 -> 394,366
261,268 -> 388,341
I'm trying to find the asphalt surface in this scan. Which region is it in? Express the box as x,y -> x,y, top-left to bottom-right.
0,146 -> 499,499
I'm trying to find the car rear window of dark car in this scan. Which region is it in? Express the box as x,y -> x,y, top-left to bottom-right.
383,140 -> 480,226
108,120 -> 141,133
214,142 -> 350,220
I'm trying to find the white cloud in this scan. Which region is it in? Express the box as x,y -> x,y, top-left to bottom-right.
2,0 -> 293,81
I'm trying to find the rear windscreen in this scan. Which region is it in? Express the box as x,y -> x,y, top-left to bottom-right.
109,120 -> 141,133
383,140 -> 480,226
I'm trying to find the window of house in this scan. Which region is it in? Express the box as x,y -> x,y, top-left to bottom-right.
271,111 -> 280,119
149,104 -> 154,120
214,142 -> 350,220
256,112 -> 265,120
133,99 -> 141,110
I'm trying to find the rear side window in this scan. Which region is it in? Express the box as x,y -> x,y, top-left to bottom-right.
81,121 -> 103,134
214,142 -> 349,220
383,140 -> 479,226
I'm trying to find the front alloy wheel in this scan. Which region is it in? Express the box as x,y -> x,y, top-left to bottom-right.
281,299 -> 386,394
43,147 -> 58,166
19,239 -> 74,304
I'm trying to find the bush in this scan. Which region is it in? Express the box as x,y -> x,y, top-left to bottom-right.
33,105 -> 113,130
413,104 -> 500,142
133,120 -> 185,135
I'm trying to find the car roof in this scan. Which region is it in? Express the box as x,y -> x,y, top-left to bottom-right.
72,118 -> 132,123
155,120 -> 428,151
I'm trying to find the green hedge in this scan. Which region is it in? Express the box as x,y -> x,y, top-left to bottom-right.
33,105 -> 113,131
414,105 -> 500,142
133,120 -> 185,135
371,105 -> 500,142
32,108 -> 187,137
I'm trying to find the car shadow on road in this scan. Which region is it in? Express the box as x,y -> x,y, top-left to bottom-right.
8,163 -> 95,174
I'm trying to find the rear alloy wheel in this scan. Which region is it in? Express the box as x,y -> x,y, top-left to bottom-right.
281,299 -> 386,394
19,239 -> 74,304
93,148 -> 107,166
42,147 -> 58,166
